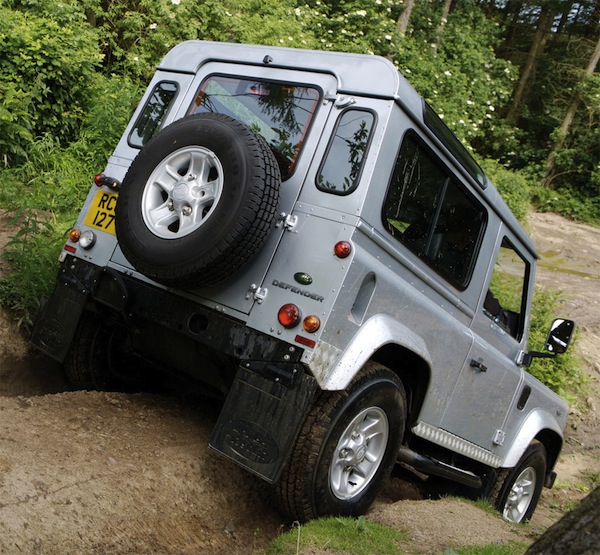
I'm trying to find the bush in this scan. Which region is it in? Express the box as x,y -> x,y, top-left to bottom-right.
0,4 -> 102,162
0,75 -> 140,326
527,287 -> 583,399
480,159 -> 532,224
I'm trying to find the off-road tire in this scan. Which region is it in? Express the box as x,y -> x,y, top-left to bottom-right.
63,314 -> 140,391
489,440 -> 547,523
115,113 -> 280,288
276,362 -> 406,521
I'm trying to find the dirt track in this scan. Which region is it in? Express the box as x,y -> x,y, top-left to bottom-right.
0,211 -> 599,554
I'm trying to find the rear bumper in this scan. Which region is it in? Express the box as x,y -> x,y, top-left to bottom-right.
30,256 -> 317,482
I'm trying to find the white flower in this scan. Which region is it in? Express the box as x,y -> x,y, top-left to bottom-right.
149,23 -> 157,29
444,70 -> 452,77
385,34 -> 392,40
171,0 -> 180,4
294,7 -> 301,16
355,10 -> 367,16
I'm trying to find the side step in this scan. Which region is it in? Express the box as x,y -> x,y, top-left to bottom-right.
397,447 -> 482,489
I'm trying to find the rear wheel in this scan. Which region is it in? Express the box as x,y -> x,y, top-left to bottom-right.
64,314 -> 140,391
276,362 -> 406,521
489,441 -> 547,523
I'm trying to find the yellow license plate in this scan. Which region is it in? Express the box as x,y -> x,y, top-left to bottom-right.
84,190 -> 118,235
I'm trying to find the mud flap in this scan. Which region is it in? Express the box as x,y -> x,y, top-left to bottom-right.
30,255 -> 97,362
30,285 -> 88,362
209,365 -> 317,483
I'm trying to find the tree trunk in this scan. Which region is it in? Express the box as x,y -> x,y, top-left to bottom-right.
395,0 -> 415,36
544,33 -> 600,187
432,0 -> 454,51
506,6 -> 556,125
525,486 -> 600,555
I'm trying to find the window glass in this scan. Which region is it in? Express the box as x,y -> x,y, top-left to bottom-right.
129,82 -> 178,147
383,134 -> 486,289
189,76 -> 320,179
484,239 -> 528,340
317,110 -> 374,194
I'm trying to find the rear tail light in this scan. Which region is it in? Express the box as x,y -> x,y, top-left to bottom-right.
278,303 -> 301,328
334,240 -> 352,258
94,173 -> 121,190
68,228 -> 96,250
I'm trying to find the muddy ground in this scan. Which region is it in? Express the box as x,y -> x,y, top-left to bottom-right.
0,211 -> 599,554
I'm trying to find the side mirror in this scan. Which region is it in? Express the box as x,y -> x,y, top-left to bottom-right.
519,318 -> 575,367
545,318 -> 575,354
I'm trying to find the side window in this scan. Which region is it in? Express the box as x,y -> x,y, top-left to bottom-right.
383,134 -> 486,289
484,238 -> 529,340
316,110 -> 374,195
129,82 -> 178,148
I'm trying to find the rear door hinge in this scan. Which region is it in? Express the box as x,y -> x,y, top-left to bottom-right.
246,284 -> 268,304
276,212 -> 298,232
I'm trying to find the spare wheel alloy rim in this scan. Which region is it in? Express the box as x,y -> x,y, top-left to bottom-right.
141,145 -> 224,239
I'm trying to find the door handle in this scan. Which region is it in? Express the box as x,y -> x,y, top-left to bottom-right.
470,358 -> 488,372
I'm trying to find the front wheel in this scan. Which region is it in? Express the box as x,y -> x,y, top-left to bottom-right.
489,441 -> 547,523
276,362 -> 406,521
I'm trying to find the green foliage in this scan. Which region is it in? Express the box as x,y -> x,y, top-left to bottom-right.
532,185 -> 600,226
0,83 -> 33,164
0,74 -> 139,324
0,3 -> 102,161
265,516 -> 406,555
480,160 -> 532,224
527,287 -> 583,398
392,2 -> 516,145
0,209 -> 66,328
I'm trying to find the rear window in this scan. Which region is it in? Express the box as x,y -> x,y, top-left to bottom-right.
189,76 -> 320,179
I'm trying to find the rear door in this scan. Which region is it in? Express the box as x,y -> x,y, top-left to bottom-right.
110,64 -> 339,316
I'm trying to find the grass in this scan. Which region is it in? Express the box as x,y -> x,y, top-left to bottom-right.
263,514 -> 528,555
265,516 -> 406,555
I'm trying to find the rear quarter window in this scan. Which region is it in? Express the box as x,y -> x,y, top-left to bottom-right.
316,109 -> 375,195
129,81 -> 178,148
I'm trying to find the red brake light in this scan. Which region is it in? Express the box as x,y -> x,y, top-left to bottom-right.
278,303 -> 301,328
334,241 -> 352,258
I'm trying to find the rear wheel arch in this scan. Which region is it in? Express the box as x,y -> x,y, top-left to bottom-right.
371,343 -> 431,427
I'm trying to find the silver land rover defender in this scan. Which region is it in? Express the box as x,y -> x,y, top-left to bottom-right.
31,41 -> 575,523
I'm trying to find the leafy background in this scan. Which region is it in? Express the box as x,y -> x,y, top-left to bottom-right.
0,0 -> 598,394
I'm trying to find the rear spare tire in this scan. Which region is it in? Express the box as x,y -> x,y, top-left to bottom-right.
115,113 -> 280,288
